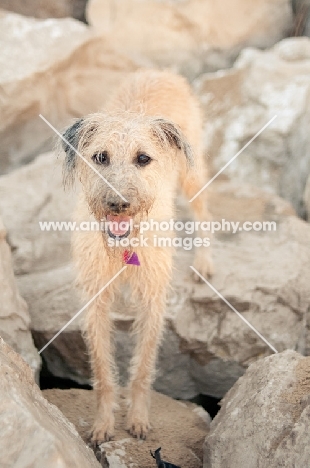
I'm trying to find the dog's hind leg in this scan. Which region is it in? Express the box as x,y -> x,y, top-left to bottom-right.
181,167 -> 214,280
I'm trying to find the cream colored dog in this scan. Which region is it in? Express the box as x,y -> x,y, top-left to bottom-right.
62,69 -> 213,445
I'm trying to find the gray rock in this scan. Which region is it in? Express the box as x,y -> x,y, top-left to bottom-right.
0,12 -> 89,174
87,0 -> 292,78
292,0 -> 310,36
304,173 -> 310,220
195,37 -> 310,216
0,153 -> 76,274
0,11 -> 139,174
0,338 -> 100,468
0,217 -> 41,379
203,350 -> 310,468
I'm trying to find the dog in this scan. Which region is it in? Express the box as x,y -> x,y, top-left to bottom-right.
61,69 -> 213,445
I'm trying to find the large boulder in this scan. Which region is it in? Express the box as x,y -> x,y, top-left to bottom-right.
203,350 -> 310,468
87,0 -> 292,76
0,152 -> 76,275
0,1 -> 294,175
195,37 -> 310,217
0,338 -> 100,468
44,388 -> 210,468
0,10 -> 139,174
0,217 -> 41,378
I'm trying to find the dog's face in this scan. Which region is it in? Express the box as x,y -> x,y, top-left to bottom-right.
62,112 -> 192,239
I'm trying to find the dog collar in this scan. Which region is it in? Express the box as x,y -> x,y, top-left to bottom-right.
123,250 -> 140,266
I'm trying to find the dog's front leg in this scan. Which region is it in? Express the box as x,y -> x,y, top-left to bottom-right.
83,294 -> 117,445
127,290 -> 166,439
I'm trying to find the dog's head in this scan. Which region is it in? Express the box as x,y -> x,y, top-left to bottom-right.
61,112 -> 193,238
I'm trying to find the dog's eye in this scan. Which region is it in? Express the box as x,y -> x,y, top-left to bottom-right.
92,151 -> 109,165
136,154 -> 152,167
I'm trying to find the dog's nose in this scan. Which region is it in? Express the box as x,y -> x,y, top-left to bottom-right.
107,200 -> 130,212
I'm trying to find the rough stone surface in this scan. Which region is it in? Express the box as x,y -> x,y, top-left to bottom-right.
304,173 -> 310,220
0,0 -> 88,21
0,10 -> 138,174
44,388 -> 210,468
0,2 -> 294,173
0,217 -> 41,378
16,176 -> 310,399
87,0 -> 292,77
0,152 -> 76,275
293,0 -> 310,36
0,338 -> 100,468
203,350 -> 310,468
195,37 -> 310,216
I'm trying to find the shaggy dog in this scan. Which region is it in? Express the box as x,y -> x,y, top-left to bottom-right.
62,69 -> 213,445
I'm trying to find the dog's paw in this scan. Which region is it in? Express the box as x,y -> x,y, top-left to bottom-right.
191,254 -> 214,282
127,414 -> 150,440
90,418 -> 115,446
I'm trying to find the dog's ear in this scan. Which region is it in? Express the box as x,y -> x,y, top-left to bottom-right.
61,118 -> 84,187
152,118 -> 193,166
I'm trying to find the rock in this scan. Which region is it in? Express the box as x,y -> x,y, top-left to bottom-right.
195,37 -> 310,216
203,350 -> 310,468
165,214 -> 310,398
0,11 -> 88,173
0,338 -> 100,468
304,174 -> 310,220
292,0 -> 310,36
0,0 -> 88,21
0,152 -> 76,275
0,217 -> 41,378
0,11 -> 139,174
87,0 -> 292,77
24,265 -> 87,384
44,388 -> 210,468
16,179 -> 310,399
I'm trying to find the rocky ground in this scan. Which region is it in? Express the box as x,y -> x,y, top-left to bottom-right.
44,388 -> 209,468
1,0 -> 310,467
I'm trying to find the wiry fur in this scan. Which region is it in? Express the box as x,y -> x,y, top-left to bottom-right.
61,69 -> 213,444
